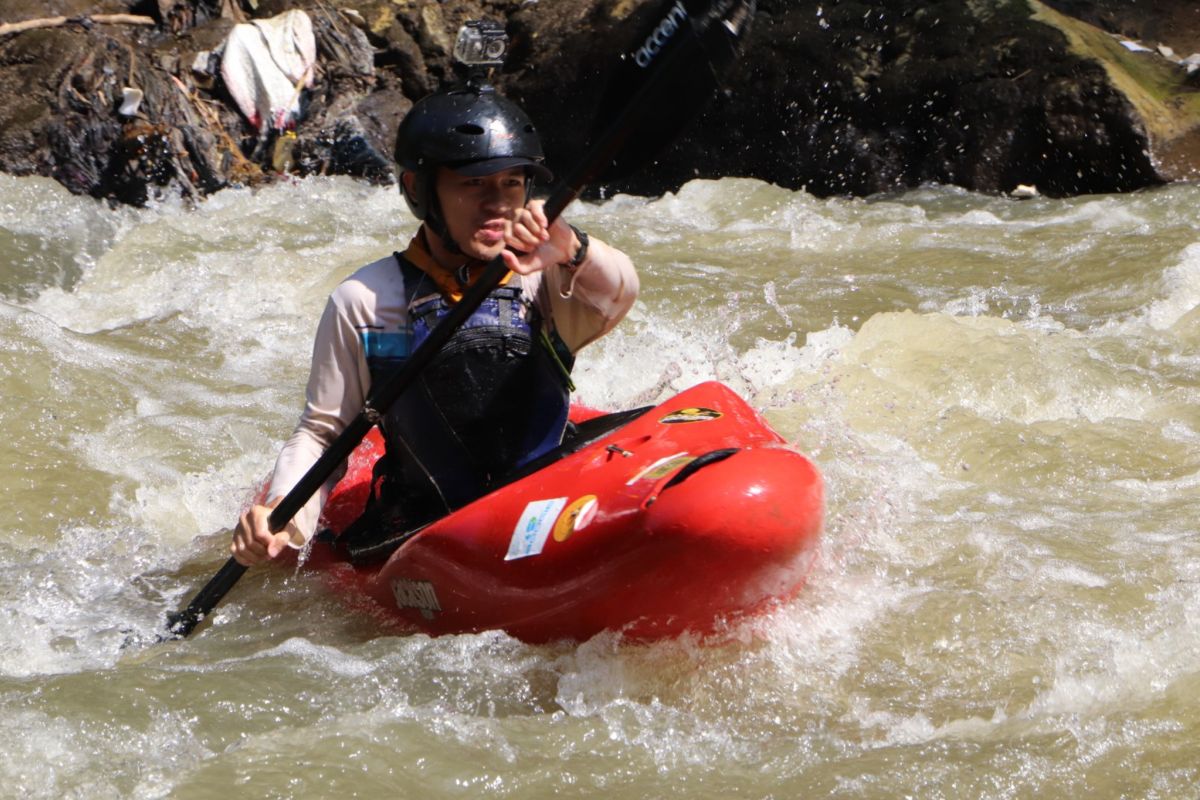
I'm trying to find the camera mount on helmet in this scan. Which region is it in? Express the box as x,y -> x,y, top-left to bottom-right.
449,19 -> 509,95
454,20 -> 508,70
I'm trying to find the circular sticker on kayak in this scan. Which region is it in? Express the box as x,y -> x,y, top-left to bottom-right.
554,495 -> 599,542
659,407 -> 722,424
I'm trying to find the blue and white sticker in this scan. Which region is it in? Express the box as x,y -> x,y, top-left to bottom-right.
506,497 -> 568,561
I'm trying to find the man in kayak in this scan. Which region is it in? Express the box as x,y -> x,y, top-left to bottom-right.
231,83 -> 639,567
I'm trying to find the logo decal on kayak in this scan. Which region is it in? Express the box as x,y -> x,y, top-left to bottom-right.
553,495 -> 598,542
506,497 -> 568,560
391,578 -> 441,619
627,452 -> 696,485
659,407 -> 722,424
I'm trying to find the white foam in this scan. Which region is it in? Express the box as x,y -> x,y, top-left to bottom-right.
1140,243 -> 1200,331
1038,562 -> 1109,589
834,309 -> 1160,425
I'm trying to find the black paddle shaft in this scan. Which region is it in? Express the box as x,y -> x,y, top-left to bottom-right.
163,0 -> 757,640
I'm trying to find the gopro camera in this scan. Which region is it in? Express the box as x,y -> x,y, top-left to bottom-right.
453,20 -> 508,67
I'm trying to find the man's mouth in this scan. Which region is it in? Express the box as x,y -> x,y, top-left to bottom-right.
476,222 -> 506,245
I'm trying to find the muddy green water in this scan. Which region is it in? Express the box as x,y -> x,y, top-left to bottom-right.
1,173 -> 1198,798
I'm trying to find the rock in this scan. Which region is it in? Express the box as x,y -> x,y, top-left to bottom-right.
1032,0 -> 1200,183
517,0 -> 1164,198
1,0 -> 1200,204
293,89 -> 409,181
1039,0 -> 1200,59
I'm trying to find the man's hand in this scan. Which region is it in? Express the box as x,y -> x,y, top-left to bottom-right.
501,199 -> 577,275
231,496 -> 292,566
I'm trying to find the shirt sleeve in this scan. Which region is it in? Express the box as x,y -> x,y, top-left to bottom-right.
266,283 -> 373,545
538,235 -> 639,353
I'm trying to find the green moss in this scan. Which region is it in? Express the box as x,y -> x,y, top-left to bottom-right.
1029,0 -> 1200,141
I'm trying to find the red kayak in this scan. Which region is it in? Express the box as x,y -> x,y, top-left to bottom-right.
300,381 -> 823,643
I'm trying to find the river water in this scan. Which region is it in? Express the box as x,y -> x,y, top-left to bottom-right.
1,172 -> 1198,798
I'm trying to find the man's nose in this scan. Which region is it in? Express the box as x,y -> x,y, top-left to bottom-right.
480,182 -> 507,208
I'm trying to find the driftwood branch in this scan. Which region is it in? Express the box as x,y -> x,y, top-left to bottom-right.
0,14 -> 156,37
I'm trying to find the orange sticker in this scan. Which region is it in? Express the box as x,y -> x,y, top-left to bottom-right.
553,495 -> 599,542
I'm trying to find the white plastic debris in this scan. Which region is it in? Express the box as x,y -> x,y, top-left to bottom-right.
1010,184 -> 1039,199
118,86 -> 143,116
191,50 -> 214,76
1119,40 -> 1152,53
220,9 -> 317,133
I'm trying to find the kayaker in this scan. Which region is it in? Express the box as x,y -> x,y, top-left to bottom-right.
231,83 -> 639,567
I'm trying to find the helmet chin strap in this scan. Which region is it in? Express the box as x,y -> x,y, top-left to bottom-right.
432,214 -> 464,257
426,189 -> 464,257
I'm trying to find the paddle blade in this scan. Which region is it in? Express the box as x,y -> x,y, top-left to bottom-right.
593,0 -> 756,182
161,557 -> 248,640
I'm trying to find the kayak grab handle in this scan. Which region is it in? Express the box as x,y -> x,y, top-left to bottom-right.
661,448 -> 739,491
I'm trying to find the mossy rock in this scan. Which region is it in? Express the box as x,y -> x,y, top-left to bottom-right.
1030,0 -> 1200,179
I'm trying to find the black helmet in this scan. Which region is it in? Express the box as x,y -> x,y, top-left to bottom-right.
395,84 -> 553,222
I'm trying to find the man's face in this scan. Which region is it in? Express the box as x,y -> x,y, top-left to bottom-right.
434,166 -> 528,261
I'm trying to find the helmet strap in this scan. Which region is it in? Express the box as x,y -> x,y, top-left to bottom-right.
427,212 -> 463,257
425,184 -> 463,257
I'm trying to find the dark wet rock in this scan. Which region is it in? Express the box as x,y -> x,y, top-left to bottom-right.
1,0 -> 1199,205
544,0 -> 1168,198
518,0 -> 1200,196
292,88 -> 408,181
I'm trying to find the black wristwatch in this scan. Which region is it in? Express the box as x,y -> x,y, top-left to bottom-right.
564,225 -> 589,270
